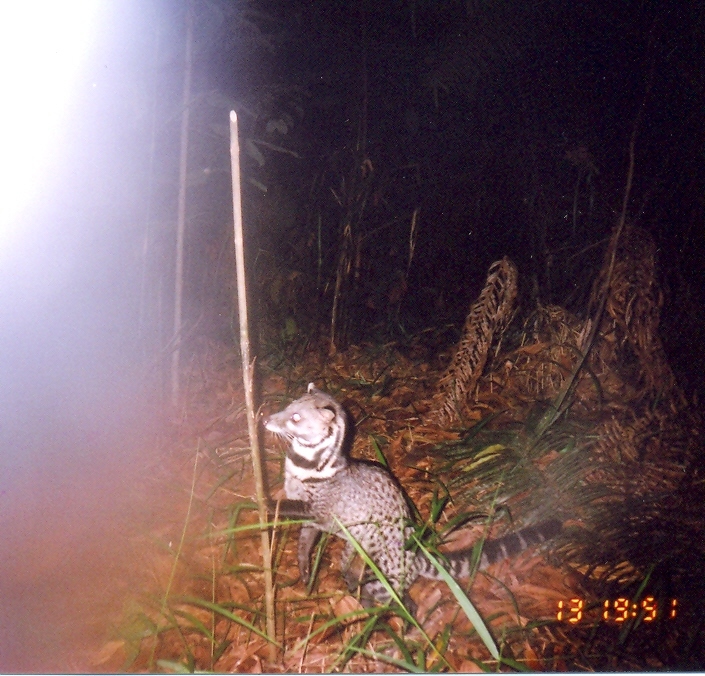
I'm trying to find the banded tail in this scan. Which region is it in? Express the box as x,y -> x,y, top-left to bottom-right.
417,519 -> 562,580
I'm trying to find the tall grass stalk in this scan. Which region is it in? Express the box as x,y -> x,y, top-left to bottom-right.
229,110 -> 277,659
413,537 -> 500,661
333,518 -> 453,671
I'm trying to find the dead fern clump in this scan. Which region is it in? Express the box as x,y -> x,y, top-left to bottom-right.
469,226 -> 681,416
429,219 -> 704,670
583,388 -> 702,508
501,304 -> 588,400
587,225 -> 676,400
436,257 -> 518,422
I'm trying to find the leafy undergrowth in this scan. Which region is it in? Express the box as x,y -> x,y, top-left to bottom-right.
97,333 -> 703,672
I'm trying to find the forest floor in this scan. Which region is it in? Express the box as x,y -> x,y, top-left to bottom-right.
3,332 -> 697,672
0,399 -> 191,672
86,337 -> 580,672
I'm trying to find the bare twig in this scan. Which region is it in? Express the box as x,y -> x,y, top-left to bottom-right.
170,0 -> 193,406
229,110 -> 278,660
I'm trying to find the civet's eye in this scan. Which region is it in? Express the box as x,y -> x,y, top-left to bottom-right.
291,413 -> 301,423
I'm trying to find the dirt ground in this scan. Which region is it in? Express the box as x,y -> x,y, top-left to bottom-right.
0,410 -> 190,672
0,345 -> 565,672
3,332 -> 695,672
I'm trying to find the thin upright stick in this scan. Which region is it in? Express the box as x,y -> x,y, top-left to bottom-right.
171,0 -> 193,406
229,111 -> 277,660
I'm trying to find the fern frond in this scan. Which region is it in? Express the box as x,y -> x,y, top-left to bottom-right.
437,257 -> 518,422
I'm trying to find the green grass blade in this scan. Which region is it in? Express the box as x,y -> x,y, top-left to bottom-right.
177,596 -> 279,647
370,435 -> 389,468
334,518 -> 453,671
334,519 -> 413,622
331,613 -> 386,671
171,608 -> 215,643
291,606 -> 384,653
346,646 -> 427,673
413,537 -> 499,661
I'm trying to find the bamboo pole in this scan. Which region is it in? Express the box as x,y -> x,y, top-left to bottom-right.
170,0 -> 193,406
229,110 -> 277,661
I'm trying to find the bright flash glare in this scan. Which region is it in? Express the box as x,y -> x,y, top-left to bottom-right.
0,1 -> 101,253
